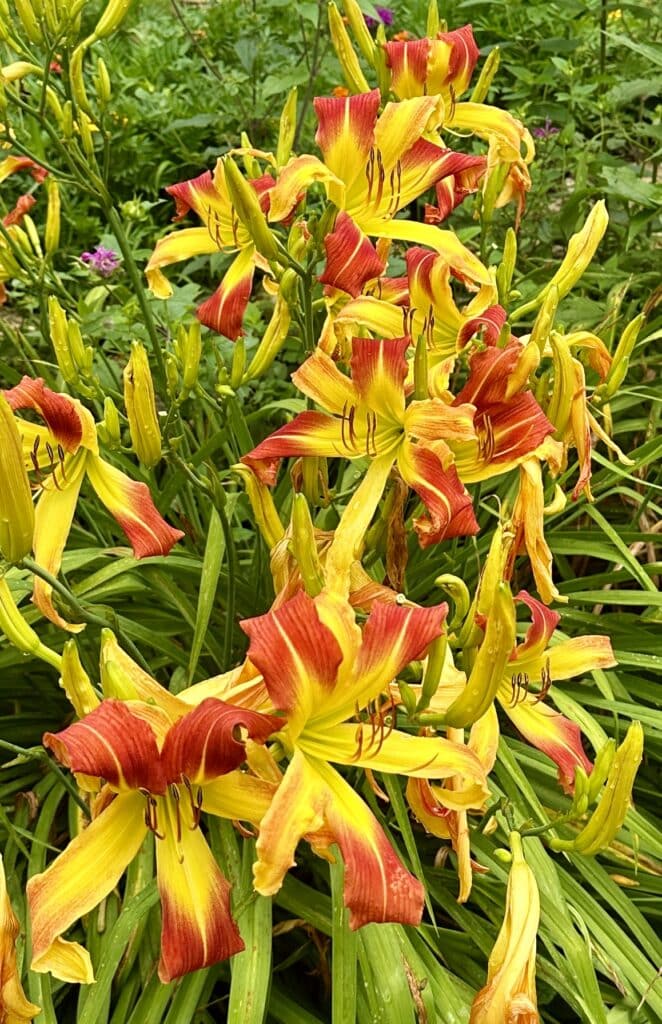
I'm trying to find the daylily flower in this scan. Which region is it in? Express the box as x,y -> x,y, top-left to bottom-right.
331,246 -> 499,372
0,854 -> 41,1023
243,336 -> 480,546
145,159 -> 278,340
384,24 -> 480,104
470,832 -> 540,1023
268,89 -> 490,296
27,695 -> 279,983
3,376 -> 183,629
508,458 -> 563,605
240,590 -> 489,925
449,321 -> 558,484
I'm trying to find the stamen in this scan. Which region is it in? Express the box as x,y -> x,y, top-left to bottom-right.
169,783 -> 182,844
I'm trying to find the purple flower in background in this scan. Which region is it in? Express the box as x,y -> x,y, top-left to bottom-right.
532,117 -> 560,140
81,244 -> 121,277
365,6 -> 394,28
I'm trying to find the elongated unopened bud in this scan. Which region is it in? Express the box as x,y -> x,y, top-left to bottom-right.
0,395 -> 34,563
95,56 -> 111,104
98,396 -> 121,448
232,464 -> 284,549
223,156 -> 280,263
60,639 -> 99,717
230,336 -> 246,391
600,312 -> 645,401
445,582 -> 516,727
14,0 -> 42,44
244,292 -> 290,382
276,87 -> 298,169
551,722 -> 643,856
530,283 -> 559,355
0,576 -> 61,669
328,2 -> 370,94
48,295 -> 78,384
123,341 -> 161,468
1,60 -> 42,82
471,46 -> 500,103
92,0 -> 133,39
342,0 -> 376,64
512,202 -> 609,322
181,320 -> 202,395
44,177 -> 60,255
289,493 -> 324,597
496,227 -> 517,306
426,0 -> 440,37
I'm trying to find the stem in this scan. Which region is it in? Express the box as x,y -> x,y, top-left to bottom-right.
104,205 -> 167,385
0,738 -> 91,818
217,501 -> 237,669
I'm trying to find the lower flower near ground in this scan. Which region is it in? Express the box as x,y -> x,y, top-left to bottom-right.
27,696 -> 279,983
239,589 -> 489,926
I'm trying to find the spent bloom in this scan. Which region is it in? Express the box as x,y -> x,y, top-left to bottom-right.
80,244 -> 121,277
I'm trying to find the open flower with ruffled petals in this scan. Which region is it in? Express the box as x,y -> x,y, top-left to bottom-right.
449,322 -> 557,484
240,589 -> 489,927
145,159 -> 276,339
268,89 -> 490,297
243,336 -> 480,546
3,376 -> 183,630
27,694 -> 279,984
332,246 -> 498,372
470,832 -> 540,1023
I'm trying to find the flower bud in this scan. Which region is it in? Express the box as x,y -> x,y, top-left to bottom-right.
0,396 -> 34,563
276,87 -> 298,169
230,335 -> 246,391
328,2 -> 370,94
223,156 -> 280,263
341,0 -> 376,64
244,292 -> 290,382
48,295 -> 78,385
181,320 -> 202,396
600,312 -> 645,401
123,341 -> 162,468
530,283 -> 559,355
67,318 -> 92,372
98,396 -> 121,448
95,56 -> 111,104
14,0 -> 42,44
470,46 -> 500,104
0,576 -> 61,669
68,43 -> 91,113
44,176 -> 60,255
238,133 -> 261,179
551,722 -> 643,856
289,493 -> 324,597
445,582 -> 516,728
232,464 -> 284,550
60,639 -> 100,717
426,0 -> 440,36
23,215 -> 42,257
92,0 -> 133,40
60,99 -> 73,137
496,227 -> 517,306
1,60 -> 41,82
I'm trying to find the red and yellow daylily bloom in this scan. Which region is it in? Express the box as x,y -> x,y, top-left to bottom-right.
145,160 -> 276,339
240,590 -> 489,926
508,458 -> 563,605
331,246 -> 498,372
3,376 -> 183,630
27,695 -> 279,984
449,329 -> 557,484
268,89 -> 490,296
0,854 -> 41,1023
470,832 -> 540,1024
384,24 -> 480,104
243,336 -> 480,546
